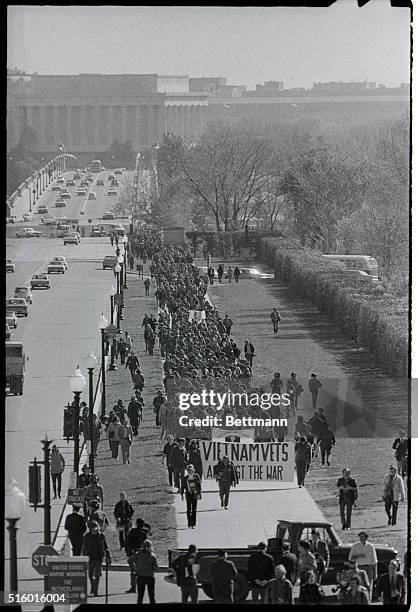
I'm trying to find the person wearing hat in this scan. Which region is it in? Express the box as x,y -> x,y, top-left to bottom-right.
81,520 -> 111,597
309,530 -> 329,584
348,532 -> 377,586
87,499 -> 109,531
64,505 -> 87,556
270,307 -> 281,334
295,436 -> 312,487
78,464 -> 91,489
392,430 -> 408,477
277,542 -> 298,585
382,465 -> 405,526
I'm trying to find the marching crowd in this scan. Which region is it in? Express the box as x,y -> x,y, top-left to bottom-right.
60,234 -> 408,604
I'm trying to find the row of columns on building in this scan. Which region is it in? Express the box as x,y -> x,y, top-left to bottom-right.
10,104 -> 208,149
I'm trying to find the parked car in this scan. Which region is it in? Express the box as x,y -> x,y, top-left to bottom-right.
16,227 -> 42,238
23,213 -> 31,221
55,200 -> 66,208
61,192 -> 71,200
114,169 -> 122,175
8,216 -> 24,223
42,216 -> 58,226
37,205 -> 49,215
102,255 -> 118,270
51,256 -> 68,270
6,259 -> 15,272
47,260 -> 66,274
51,185 -> 61,192
6,258 -> 16,272
103,211 -> 115,219
64,233 -> 79,245
107,189 -> 118,196
57,224 -> 71,237
66,180 -> 76,186
30,273 -> 50,290
6,297 -> 28,316
57,178 -> 65,184
6,312 -> 18,328
88,192 -> 97,200
14,287 -> 33,304
97,179 -> 104,186
77,189 -> 87,196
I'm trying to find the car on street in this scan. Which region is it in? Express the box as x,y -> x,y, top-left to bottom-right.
102,255 -> 118,270
8,216 -> 24,223
6,259 -> 15,273
14,287 -> 33,304
42,216 -> 58,226
37,205 -> 49,215
6,312 -> 18,328
51,185 -> 61,191
64,233 -> 80,245
57,178 -> 65,184
88,192 -> 97,200
77,189 -> 88,196
6,324 -> 11,340
61,192 -> 71,199
106,189 -> 118,196
57,224 -> 71,237
47,260 -> 66,274
97,179 -> 104,186
66,179 -> 76,186
6,298 -> 29,316
16,227 -> 42,238
110,178 -> 119,186
73,172 -> 81,180
55,199 -> 66,207
51,256 -> 68,270
30,273 -> 50,290
114,169 -> 122,175
23,213 -> 31,221
103,211 -> 115,220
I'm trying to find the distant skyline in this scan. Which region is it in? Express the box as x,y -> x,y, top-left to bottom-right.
7,2 -> 410,90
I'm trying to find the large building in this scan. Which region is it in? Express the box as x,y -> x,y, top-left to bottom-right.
7,73 -> 209,153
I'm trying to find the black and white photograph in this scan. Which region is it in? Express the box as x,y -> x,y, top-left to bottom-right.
4,2 -> 412,607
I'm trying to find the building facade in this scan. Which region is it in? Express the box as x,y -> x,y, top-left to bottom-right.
7,73 -> 208,153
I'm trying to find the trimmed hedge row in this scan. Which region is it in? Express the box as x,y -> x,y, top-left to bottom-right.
259,237 -> 409,377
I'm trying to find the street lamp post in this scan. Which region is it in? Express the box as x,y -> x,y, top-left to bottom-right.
86,352 -> 97,473
32,189 -> 36,209
69,366 -> 86,481
122,235 -> 129,288
5,479 -> 26,593
110,285 -> 116,326
114,265 -> 121,329
41,435 -> 52,544
99,314 -> 109,418
117,254 -> 124,320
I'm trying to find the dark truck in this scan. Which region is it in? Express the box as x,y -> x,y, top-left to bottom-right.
168,519 -> 398,602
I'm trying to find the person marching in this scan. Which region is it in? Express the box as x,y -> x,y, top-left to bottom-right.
233,266 -> 241,283
287,372 -> 303,415
214,456 -> 239,509
181,464 -> 202,529
144,277 -> 150,296
382,465 -> 405,526
129,540 -> 159,604
50,444 -> 65,499
171,437 -> 188,493
210,550 -> 238,604
248,542 -> 275,603
270,307 -> 281,334
118,418 -> 133,465
317,423 -> 336,466
244,340 -> 255,369
309,529 -> 330,584
348,532 -> 377,587
337,468 -> 358,530
114,491 -> 134,549
217,264 -> 224,284
81,520 -> 111,597
64,505 -> 87,556
126,351 -> 141,381
392,430 -> 408,477
295,436 -> 312,487
308,373 -> 322,410
226,266 -> 234,283
171,544 -> 199,604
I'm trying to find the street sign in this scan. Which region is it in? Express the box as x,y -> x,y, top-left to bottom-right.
105,323 -> 118,338
32,545 -> 59,575
69,471 -> 77,488
47,556 -> 89,603
68,488 -> 84,505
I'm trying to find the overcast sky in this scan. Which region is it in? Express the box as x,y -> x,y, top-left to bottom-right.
7,1 -> 410,89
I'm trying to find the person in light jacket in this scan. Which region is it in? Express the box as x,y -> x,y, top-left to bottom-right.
382,465 -> 405,526
50,445 -> 65,499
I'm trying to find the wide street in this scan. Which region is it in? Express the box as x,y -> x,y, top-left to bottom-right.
5,169 -> 131,584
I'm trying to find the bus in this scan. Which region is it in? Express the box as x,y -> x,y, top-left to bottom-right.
89,160 -> 102,173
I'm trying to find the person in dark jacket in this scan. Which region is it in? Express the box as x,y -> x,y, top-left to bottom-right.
337,468 -> 358,530
114,491 -> 134,549
299,570 -> 324,604
187,440 -> 203,478
392,431 -> 408,477
153,390 -> 165,427
162,435 -> 177,487
295,436 -> 312,487
170,438 -> 188,493
171,544 -> 199,603
129,539 -> 158,604
375,559 -> 406,605
309,529 -> 330,583
181,464 -> 202,528
125,519 -> 152,593
317,425 -> 336,466
308,373 -> 322,410
210,550 -> 238,604
64,506 -> 87,556
217,264 -> 224,284
277,542 -> 298,585
207,266 -> 215,285
233,267 -> 241,283
127,396 -> 142,437
81,520 -> 111,597
214,456 -> 239,509
132,369 -> 145,393
126,351 -> 141,381
248,542 -> 275,603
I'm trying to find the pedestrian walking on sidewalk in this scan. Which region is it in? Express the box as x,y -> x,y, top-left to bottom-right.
210,550 -> 238,604
214,456 -> 239,509
248,542 -> 275,603
132,369 -> 145,393
299,570 -> 324,604
125,331 -> 133,352
50,445 -> 65,499
64,505 -> 87,556
295,436 -> 312,487
144,277 -> 150,296
244,340 -> 255,368
79,464 -> 91,489
308,373 -> 322,410
171,544 -> 199,604
287,373 -> 303,415
110,234 -> 114,246
82,520 -> 111,597
114,492 -> 134,549
126,351 -> 141,381
119,419 -> 133,464
348,532 -> 377,588
392,431 -> 408,477
234,266 -> 241,283
187,441 -> 203,478
159,401 -> 169,439
309,529 -> 329,584
217,264 -> 224,284
171,437 -> 188,493
264,564 -> 294,605
125,519 -> 152,593
270,307 -> 281,334
128,252 -> 134,270
227,266 -> 233,283
108,416 -> 120,459
163,435 -> 177,487
138,263 -> 144,279
337,468 -> 358,530
153,390 -> 165,427
181,464 -> 202,528
128,396 -> 142,437
317,424 -> 336,466
129,539 -> 159,604
208,266 -> 215,285
118,337 -> 128,365
87,500 -> 110,532
382,465 -> 405,526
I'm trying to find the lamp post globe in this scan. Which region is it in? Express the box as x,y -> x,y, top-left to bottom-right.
86,351 -> 97,371
98,313 -> 109,330
114,263 -> 121,274
117,254 -> 124,264
110,285 -> 117,296
70,366 -> 86,393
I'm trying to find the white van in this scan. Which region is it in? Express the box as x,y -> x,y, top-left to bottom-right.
322,255 -> 379,279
